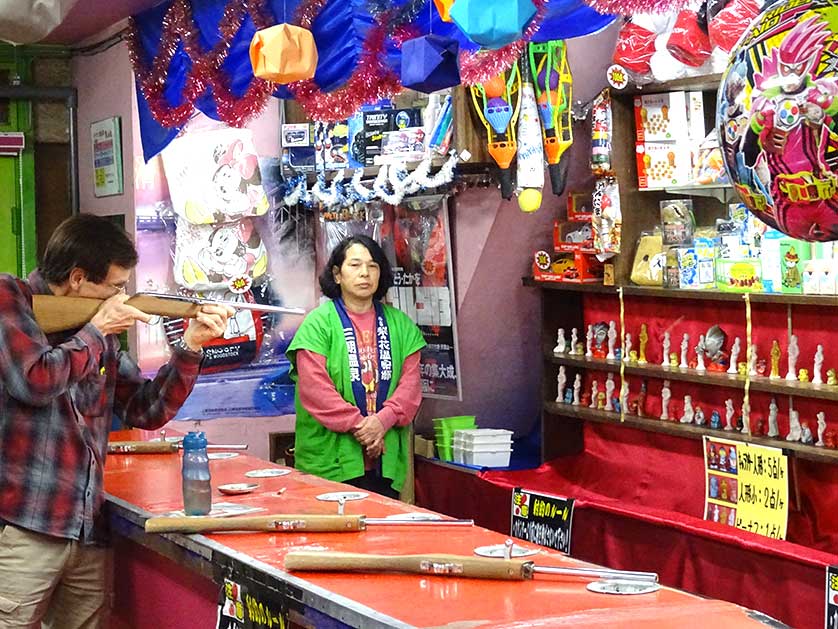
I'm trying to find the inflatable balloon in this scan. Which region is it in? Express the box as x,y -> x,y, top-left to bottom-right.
718,0 -> 838,241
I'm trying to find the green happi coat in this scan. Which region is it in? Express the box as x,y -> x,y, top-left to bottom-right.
286,300 -> 426,492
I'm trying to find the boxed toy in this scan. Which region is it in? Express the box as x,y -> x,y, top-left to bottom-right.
533,250 -> 603,283
637,142 -> 692,188
779,239 -> 811,294
634,91 -> 689,143
554,221 -> 595,253
660,199 -> 695,245
567,191 -> 594,221
715,258 -> 763,292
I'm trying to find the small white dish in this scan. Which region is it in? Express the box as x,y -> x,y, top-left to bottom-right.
474,543 -> 539,558
217,483 -> 259,495
586,580 -> 661,595
245,468 -> 291,478
315,491 -> 368,502
208,452 -> 239,460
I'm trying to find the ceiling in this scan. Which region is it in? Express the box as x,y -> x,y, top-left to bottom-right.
42,0 -> 164,45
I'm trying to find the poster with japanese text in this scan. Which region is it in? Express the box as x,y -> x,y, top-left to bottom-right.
510,487 -> 574,554
703,436 -> 788,540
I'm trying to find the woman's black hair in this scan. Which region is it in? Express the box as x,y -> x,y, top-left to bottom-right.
39,213 -> 138,285
319,235 -> 393,301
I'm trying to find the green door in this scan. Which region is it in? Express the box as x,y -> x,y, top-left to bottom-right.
0,156 -> 21,275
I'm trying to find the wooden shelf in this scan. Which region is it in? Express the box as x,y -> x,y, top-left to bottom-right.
620,73 -> 724,95
548,354 -> 838,403
543,401 -> 838,464
523,277 -> 838,307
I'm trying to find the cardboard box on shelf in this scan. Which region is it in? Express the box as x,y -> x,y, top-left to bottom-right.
634,91 -> 689,143
636,142 -> 692,189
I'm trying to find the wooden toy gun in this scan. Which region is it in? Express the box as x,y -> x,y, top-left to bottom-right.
107,441 -> 248,454
144,514 -> 474,534
32,292 -> 306,334
469,63 -> 521,200
284,551 -> 659,583
529,40 -> 573,196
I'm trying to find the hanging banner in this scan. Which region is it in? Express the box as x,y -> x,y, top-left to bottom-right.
703,436 -> 789,540
510,486 -> 574,554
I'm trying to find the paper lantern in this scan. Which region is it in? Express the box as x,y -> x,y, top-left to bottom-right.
401,35 -> 460,94
249,23 -> 318,84
449,0 -> 537,49
433,0 -> 454,22
718,0 -> 838,241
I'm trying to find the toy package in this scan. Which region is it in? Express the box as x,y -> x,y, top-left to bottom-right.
660,198 -> 695,245
592,177 -> 621,257
666,10 -> 712,67
612,20 -> 656,78
630,229 -> 665,286
636,142 -> 692,188
691,131 -> 728,185
281,123 -> 317,173
591,89 -> 613,176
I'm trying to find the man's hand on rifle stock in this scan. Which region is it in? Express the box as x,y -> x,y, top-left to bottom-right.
90,293 -> 152,336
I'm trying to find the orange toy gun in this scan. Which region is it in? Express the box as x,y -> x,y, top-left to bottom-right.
32,292 -> 305,334
529,40 -> 573,196
144,514 -> 474,534
469,62 -> 522,200
284,551 -> 659,583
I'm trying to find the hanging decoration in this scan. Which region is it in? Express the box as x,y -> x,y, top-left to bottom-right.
287,0 -> 426,122
128,0 -> 276,129
718,0 -> 838,242
449,0 -> 537,49
249,23 -> 318,84
458,0 -> 548,86
401,34 -> 460,94
432,0 -> 454,22
581,0 -> 691,16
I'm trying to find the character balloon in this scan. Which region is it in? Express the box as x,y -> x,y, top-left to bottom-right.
718,2 -> 838,241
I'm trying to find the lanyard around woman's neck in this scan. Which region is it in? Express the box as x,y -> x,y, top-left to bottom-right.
333,298 -> 392,416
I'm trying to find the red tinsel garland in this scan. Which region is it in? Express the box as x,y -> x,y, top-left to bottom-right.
128,0 -> 276,129
583,0 -> 691,14
458,0 -> 549,86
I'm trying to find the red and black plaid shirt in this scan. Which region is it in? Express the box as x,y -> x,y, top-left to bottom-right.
0,271 -> 202,542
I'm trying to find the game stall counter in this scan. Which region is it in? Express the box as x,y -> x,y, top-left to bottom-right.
105,429 -> 783,628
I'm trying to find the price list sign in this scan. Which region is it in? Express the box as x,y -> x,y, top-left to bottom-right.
510,487 -> 574,554
703,436 -> 789,540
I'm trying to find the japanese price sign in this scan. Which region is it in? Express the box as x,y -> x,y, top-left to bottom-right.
511,487 -> 574,554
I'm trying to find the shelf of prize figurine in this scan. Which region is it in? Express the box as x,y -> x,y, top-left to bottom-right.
522,277 -> 838,307
548,352 -> 838,403
543,401 -> 838,465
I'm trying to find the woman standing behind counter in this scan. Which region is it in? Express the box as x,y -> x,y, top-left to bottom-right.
287,235 -> 426,498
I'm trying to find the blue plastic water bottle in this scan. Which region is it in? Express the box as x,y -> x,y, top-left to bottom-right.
182,431 -> 211,516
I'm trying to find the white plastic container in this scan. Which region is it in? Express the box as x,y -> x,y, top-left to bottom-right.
453,428 -> 514,446
463,447 -> 512,468
452,444 -> 465,465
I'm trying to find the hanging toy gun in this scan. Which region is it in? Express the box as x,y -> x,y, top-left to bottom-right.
469,62 -> 522,200
528,40 -> 573,196
284,551 -> 659,584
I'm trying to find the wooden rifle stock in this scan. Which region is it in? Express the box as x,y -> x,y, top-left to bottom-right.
284,552 -> 530,580
145,514 -> 365,534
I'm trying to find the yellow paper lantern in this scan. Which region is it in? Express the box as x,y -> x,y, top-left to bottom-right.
249,23 -> 318,84
433,0 -> 455,22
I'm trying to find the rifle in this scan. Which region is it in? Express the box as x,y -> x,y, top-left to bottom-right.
284,551 -> 659,583
108,441 -> 248,454
32,292 -> 306,334
144,514 -> 474,534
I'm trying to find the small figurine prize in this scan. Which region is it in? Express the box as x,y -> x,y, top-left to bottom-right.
786,334 -> 799,381
816,412 -> 827,447
680,395 -> 694,424
638,324 -> 649,364
679,333 -> 689,369
710,410 -> 722,429
740,400 -> 750,435
607,321 -> 617,360
556,366 -> 566,403
828,369 -> 838,386
572,374 -> 582,406
694,406 -> 706,426
799,368 -> 810,383
801,422 -> 814,445
813,344 -> 824,385
728,337 -> 741,375
696,335 -> 706,373
604,373 -> 615,411
553,328 -> 566,354
569,328 -> 579,355
787,408 -> 802,441
619,380 -> 629,413
661,331 -> 671,367
660,380 -> 671,421
772,410 -> 787,436
623,333 -> 633,363
589,380 -> 599,409
585,325 -> 594,359
748,343 -> 758,377
724,399 -> 735,431
769,340 -> 781,379
704,325 -> 729,372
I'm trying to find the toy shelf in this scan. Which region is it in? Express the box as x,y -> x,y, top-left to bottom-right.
548,353 -> 838,403
543,401 -> 838,465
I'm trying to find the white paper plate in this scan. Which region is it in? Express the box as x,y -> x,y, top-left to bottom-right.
586,580 -> 661,595
153,436 -> 184,443
208,452 -> 239,460
218,483 -> 259,495
315,491 -> 369,502
473,544 -> 539,558
244,468 -> 292,478
384,512 -> 442,521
